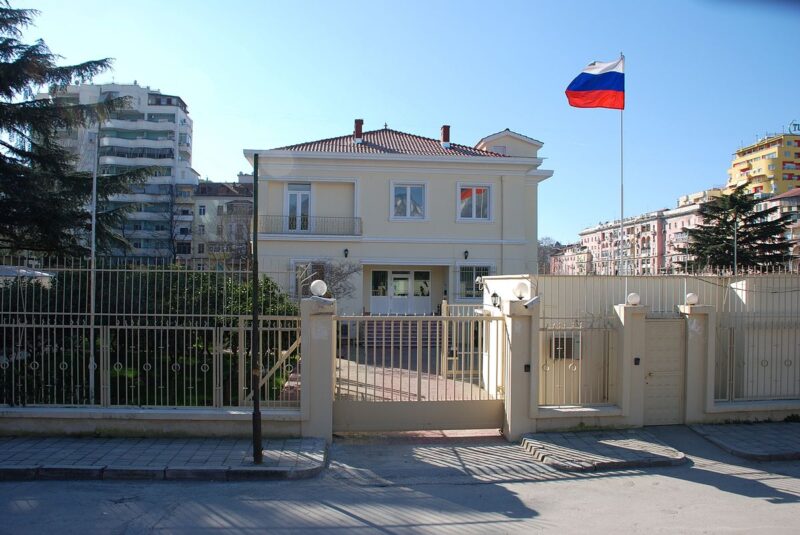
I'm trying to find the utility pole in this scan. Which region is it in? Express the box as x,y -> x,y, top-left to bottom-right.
251,153 -> 262,464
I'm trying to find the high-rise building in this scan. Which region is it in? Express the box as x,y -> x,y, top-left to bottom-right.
43,82 -> 199,259
726,133 -> 800,198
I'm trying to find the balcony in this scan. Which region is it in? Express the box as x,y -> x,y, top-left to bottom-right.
258,215 -> 362,236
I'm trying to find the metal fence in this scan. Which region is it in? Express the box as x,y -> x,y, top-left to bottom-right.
334,314 -> 508,402
713,274 -> 800,402
0,257 -> 301,409
532,274 -> 800,405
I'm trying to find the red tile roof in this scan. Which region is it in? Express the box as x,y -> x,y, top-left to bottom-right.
770,187 -> 800,201
272,128 -> 507,157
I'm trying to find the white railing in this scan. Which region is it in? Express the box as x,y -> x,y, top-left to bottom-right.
334,314 -> 507,402
0,258 -> 301,409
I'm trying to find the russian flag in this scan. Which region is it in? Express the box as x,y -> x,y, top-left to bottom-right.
565,57 -> 625,110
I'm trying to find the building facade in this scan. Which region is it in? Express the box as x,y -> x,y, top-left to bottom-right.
549,243 -> 592,275
578,210 -> 666,275
46,82 -> 199,259
726,133 -> 800,198
244,122 -> 553,314
765,188 -> 800,270
192,182 -> 253,270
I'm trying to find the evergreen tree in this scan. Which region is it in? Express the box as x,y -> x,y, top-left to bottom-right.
0,2 -> 145,256
679,185 -> 793,272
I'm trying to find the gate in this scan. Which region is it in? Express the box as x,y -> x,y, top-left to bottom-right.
332,314 -> 508,432
643,317 -> 686,425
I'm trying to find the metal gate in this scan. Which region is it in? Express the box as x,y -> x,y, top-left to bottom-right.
644,318 -> 686,425
332,314 -> 508,432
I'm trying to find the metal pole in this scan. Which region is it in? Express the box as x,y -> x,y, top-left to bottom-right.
733,210 -> 738,276
89,125 -> 100,403
620,106 -> 624,278
251,153 -> 262,464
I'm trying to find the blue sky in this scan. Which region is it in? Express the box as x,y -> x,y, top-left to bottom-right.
16,0 -> 800,243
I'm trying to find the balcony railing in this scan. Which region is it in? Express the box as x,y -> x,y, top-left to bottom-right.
258,215 -> 362,236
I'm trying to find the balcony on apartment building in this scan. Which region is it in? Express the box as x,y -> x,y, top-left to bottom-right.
258,215 -> 363,236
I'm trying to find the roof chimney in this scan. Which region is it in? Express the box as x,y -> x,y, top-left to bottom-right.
354,119 -> 364,144
440,125 -> 450,148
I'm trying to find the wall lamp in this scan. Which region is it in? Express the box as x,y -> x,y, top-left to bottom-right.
490,292 -> 501,308
464,250 -> 469,260
343,248 -> 349,258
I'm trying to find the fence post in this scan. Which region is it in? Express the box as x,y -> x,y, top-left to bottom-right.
502,298 -> 538,441
300,296 -> 336,443
678,303 -> 716,421
613,301 -> 648,426
99,326 -> 110,407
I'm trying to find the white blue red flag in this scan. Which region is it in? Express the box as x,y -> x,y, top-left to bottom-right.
565,57 -> 625,110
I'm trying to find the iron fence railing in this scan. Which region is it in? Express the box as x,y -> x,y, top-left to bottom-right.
533,273 -> 800,404
0,257 -> 301,409
334,314 -> 507,402
539,318 -> 617,407
258,215 -> 362,236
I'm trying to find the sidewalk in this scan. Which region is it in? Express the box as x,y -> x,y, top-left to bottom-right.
0,436 -> 327,481
691,422 -> 800,461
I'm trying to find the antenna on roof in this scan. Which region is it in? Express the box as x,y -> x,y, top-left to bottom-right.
384,123 -> 388,129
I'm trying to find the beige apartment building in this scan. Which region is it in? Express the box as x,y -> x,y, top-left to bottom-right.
244,121 -> 553,314
726,133 -> 800,197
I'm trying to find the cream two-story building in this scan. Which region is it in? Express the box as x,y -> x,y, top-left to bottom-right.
243,120 -> 553,315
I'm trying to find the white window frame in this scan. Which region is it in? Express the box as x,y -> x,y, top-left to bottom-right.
389,181 -> 428,221
198,205 -> 206,216
283,182 -> 314,231
456,182 -> 493,223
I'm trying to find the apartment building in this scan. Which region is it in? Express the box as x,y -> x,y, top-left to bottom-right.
45,82 -> 199,259
726,133 -> 800,198
244,121 -> 553,314
765,188 -> 800,269
549,243 -> 592,275
579,210 -> 665,275
192,182 -> 253,270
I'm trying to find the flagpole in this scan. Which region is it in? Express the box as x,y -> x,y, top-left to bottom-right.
619,53 -> 625,290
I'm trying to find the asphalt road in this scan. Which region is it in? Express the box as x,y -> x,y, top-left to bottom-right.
2,426 -> 800,534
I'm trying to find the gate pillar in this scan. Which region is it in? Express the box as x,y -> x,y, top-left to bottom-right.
300,296 -> 336,443
678,303 -> 716,422
614,302 -> 649,426
503,299 -> 538,441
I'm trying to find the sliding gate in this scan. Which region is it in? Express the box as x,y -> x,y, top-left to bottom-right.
332,314 -> 508,432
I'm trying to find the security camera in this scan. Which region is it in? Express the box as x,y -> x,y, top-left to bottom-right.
523,296 -> 539,309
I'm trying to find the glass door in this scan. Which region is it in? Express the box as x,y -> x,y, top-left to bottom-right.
390,272 -> 410,314
287,183 -> 310,232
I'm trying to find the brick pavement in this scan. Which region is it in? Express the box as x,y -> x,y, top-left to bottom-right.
521,428 -> 687,472
691,422 -> 800,461
0,436 -> 326,481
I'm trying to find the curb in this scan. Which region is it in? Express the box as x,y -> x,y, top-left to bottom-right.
0,463 -> 326,482
521,435 -> 688,473
690,425 -> 800,462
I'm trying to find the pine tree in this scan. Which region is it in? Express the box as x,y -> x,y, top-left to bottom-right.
0,2 -> 145,256
679,185 -> 793,272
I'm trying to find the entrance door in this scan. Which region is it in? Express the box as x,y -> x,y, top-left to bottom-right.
389,272 -> 410,314
644,318 -> 685,425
